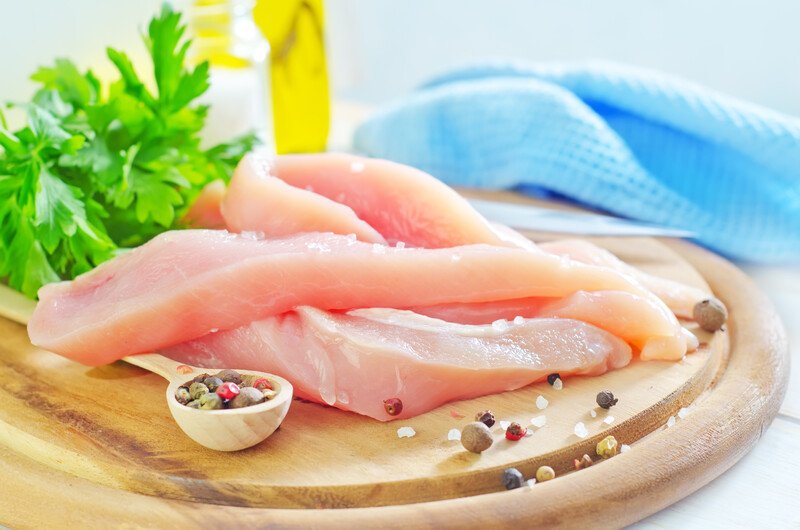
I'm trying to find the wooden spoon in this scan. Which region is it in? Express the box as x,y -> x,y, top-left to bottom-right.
0,284 -> 293,452
124,354 -> 293,451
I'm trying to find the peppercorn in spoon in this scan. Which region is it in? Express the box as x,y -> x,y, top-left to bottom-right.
0,284 -> 293,451
123,354 -> 293,451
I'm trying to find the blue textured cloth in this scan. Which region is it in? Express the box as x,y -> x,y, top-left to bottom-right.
353,62 -> 800,262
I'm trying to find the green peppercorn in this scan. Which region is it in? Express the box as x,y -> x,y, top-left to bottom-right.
228,387 -> 265,409
596,435 -> 619,459
186,399 -> 201,409
189,382 -> 209,400
174,387 -> 191,405
203,376 -> 223,392
239,374 -> 258,387
198,392 -> 224,410
536,465 -> 556,482
216,369 -> 243,385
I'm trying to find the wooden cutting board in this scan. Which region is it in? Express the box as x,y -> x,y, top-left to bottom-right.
0,194 -> 788,529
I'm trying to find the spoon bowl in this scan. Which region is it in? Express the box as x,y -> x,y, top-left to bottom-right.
125,354 -> 293,451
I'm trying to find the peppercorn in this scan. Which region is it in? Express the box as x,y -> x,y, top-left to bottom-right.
239,374 -> 257,387
596,435 -> 619,459
535,465 -> 555,482
174,387 -> 191,405
505,422 -> 527,441
502,467 -> 525,490
189,382 -> 209,400
461,422 -> 494,453
596,390 -> 618,409
198,392 -> 224,410
228,387 -> 265,409
547,373 -> 561,385
693,298 -> 728,332
216,381 -> 240,400
252,378 -> 273,391
186,399 -> 201,409
383,398 -> 403,416
216,369 -> 243,385
475,410 -> 496,428
191,373 -> 211,384
574,454 -> 593,470
203,376 -> 223,392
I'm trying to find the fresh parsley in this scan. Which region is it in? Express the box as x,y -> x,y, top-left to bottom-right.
0,4 -> 257,298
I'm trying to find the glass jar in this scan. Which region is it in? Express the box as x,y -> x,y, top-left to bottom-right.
184,0 -> 275,152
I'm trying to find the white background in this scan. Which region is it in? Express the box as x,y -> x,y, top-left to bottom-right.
2,0 -> 800,120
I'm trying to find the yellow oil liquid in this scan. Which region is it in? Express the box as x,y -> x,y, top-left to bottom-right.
254,0 -> 330,153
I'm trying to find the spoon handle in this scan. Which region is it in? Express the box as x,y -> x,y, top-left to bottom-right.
122,353 -> 188,382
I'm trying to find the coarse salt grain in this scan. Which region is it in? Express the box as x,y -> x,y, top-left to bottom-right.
666,416 -> 676,428
590,410 -> 597,418
530,415 -> 547,428
346,233 -> 357,242
492,319 -> 509,332
499,420 -> 512,431
574,422 -> 588,438
603,416 -> 615,425
372,244 -> 386,254
525,478 -> 536,488
447,428 -> 461,441
620,444 -> 631,453
678,407 -> 689,419
397,426 -> 416,438
536,395 -> 549,410
513,316 -> 525,325
396,241 -> 406,249
524,429 -> 533,437
553,378 -> 563,390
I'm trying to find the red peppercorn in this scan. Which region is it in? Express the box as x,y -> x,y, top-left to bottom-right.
252,378 -> 273,391
383,398 -> 403,416
505,422 -> 527,441
216,382 -> 240,400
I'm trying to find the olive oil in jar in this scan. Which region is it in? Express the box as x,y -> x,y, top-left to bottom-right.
254,0 -> 330,153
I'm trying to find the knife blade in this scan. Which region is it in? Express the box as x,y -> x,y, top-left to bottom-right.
467,198 -> 696,238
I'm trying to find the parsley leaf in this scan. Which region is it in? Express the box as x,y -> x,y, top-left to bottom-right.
0,4 -> 257,298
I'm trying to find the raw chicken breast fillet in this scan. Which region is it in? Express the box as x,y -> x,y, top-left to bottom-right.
29,229 -> 675,365
163,307 -> 632,420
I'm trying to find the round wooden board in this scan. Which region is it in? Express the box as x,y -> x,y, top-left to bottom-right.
0,199 -> 789,529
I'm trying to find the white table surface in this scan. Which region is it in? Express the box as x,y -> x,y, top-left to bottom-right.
333,102 -> 800,529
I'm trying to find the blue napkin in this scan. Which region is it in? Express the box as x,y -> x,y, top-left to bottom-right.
353,62 -> 800,262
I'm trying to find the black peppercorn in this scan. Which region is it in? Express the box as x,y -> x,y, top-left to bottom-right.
547,373 -> 561,385
503,467 -> 525,490
596,390 -> 618,409
475,409 -> 496,428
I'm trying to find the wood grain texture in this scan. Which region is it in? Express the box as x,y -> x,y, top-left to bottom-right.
0,198 -> 789,528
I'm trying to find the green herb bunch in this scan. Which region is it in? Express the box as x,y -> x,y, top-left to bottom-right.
0,4 -> 256,298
